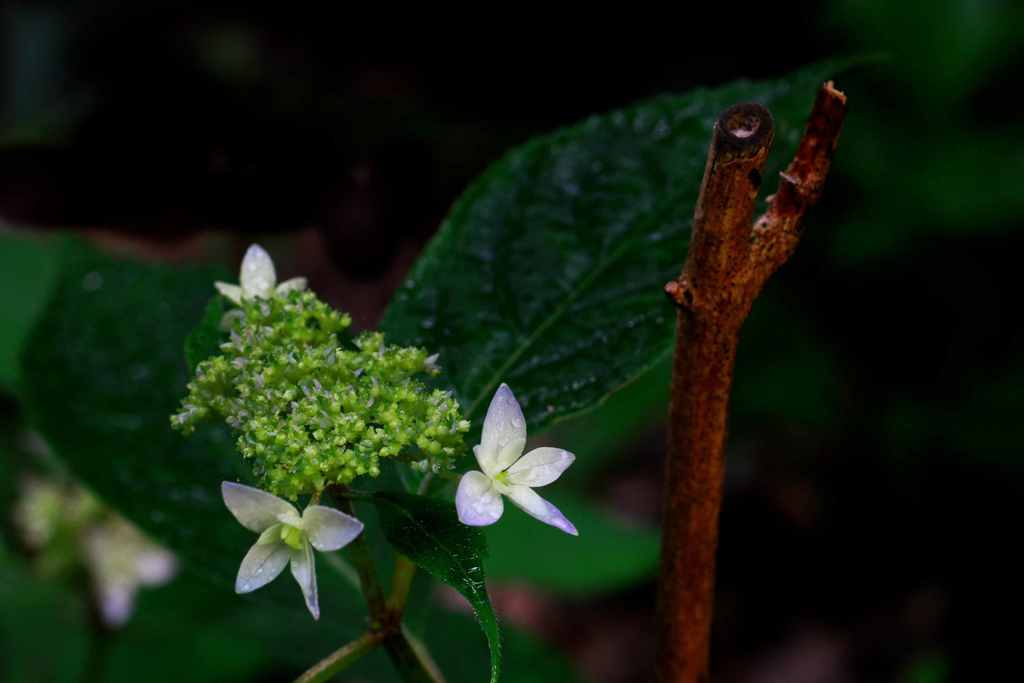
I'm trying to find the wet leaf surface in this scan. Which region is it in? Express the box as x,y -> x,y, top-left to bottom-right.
382,61 -> 850,442
373,491 -> 501,683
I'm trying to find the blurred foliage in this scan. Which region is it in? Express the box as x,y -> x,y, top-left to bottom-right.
485,490 -> 658,595
823,0 -> 1024,262
0,547 -> 89,683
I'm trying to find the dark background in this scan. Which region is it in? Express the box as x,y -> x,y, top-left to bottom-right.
2,2 -> 1022,681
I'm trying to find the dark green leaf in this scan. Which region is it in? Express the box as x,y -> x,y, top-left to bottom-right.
372,492 -> 501,683
551,353 -> 670,483
0,233 -> 62,393
18,242 -> 365,630
184,295 -> 227,374
381,60 -> 855,439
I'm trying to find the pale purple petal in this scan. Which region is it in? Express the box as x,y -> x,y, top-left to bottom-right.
275,277 -> 307,296
235,525 -> 291,593
239,243 -> 276,298
134,547 -> 178,586
214,282 -> 243,304
455,470 -> 504,526
506,447 -> 575,488
504,485 -> 578,536
478,383 -> 527,476
290,541 -> 319,620
95,580 -> 136,627
222,481 -> 299,533
301,505 -> 364,552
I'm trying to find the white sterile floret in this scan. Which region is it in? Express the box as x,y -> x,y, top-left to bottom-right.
214,243 -> 308,304
455,384 -> 578,536
82,518 -> 178,627
222,481 -> 364,619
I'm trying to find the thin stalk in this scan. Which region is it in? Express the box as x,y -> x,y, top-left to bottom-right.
293,631 -> 388,683
337,497 -> 387,621
296,491 -> 445,683
322,552 -> 362,591
383,631 -> 446,683
387,554 -> 418,614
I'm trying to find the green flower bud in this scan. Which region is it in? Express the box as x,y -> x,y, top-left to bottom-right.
172,289 -> 466,499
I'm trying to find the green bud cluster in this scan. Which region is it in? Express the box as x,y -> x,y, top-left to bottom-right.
172,290 -> 469,499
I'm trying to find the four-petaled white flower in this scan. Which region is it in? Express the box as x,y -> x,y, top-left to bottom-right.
82,517 -> 178,627
214,243 -> 307,304
456,384 -> 578,535
222,482 -> 364,620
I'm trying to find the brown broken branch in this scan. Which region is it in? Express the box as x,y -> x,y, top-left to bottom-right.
657,81 -> 847,683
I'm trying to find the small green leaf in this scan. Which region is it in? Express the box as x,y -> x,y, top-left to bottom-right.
381,60 -> 855,439
372,492 -> 501,683
184,295 -> 227,374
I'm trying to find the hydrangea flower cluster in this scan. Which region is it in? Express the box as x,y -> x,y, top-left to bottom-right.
170,245 -> 579,622
172,246 -> 469,500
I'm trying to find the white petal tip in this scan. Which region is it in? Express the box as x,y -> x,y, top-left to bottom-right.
244,243 -> 270,260
276,277 -> 307,296
457,511 -> 499,527
548,514 -> 578,536
214,282 -> 242,304
240,244 -> 276,298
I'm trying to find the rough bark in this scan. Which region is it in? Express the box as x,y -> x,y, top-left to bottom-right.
657,82 -> 847,683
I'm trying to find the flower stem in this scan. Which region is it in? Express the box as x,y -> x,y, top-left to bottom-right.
337,497 -> 387,620
292,630 -> 388,683
383,628 -> 446,683
317,494 -> 444,683
322,551 -> 362,591
387,553 -> 417,614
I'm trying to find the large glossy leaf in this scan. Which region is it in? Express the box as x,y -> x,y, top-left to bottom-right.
17,242 -> 366,631
381,61 -> 850,439
372,492 -> 501,683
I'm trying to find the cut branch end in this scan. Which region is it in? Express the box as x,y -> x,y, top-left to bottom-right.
657,81 -> 848,683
